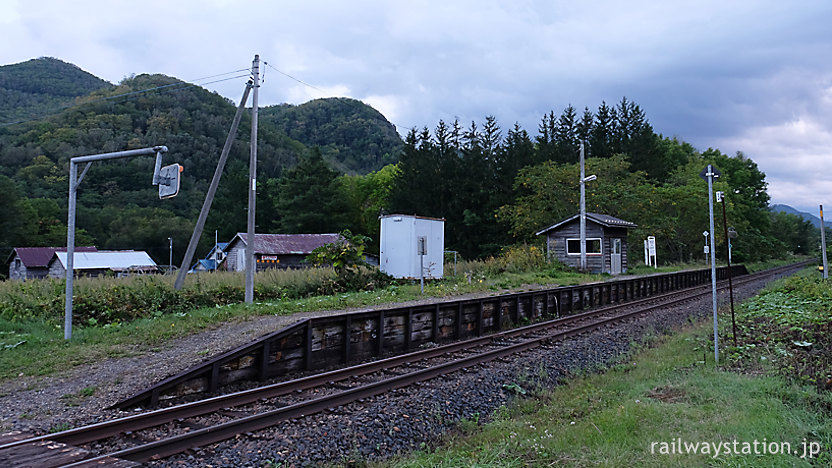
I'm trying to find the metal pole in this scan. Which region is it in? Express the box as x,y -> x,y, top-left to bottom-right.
245,54 -> 260,303
168,237 -> 173,272
707,164 -> 719,363
64,146 -> 167,339
64,161 -> 78,340
174,84 -> 252,290
420,254 -> 424,293
579,142 -> 587,272
821,205 -> 828,280
721,196 -> 737,346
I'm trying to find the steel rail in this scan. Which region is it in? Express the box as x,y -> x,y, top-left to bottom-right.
0,261 -> 806,456
58,261 -> 808,464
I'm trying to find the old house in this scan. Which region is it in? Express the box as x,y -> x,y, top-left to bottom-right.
223,233 -> 342,272
49,250 -> 159,278
7,246 -> 97,280
535,213 -> 637,274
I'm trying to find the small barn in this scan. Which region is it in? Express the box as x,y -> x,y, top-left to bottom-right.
223,233 -> 341,272
50,250 -> 159,278
380,214 -> 445,279
7,246 -> 97,281
535,213 -> 637,274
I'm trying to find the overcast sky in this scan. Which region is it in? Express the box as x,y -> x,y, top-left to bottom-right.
2,0 -> 830,215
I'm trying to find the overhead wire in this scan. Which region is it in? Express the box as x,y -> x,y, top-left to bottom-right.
262,60 -> 414,134
263,61 -> 324,93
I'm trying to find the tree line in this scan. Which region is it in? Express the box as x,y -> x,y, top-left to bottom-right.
263,97 -> 819,264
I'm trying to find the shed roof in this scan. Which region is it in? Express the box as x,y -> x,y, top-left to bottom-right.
11,246 -> 98,268
379,213 -> 446,222
535,212 -> 637,236
228,233 -> 342,255
53,250 -> 157,271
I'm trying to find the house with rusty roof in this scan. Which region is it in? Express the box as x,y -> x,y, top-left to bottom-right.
535,212 -> 637,274
7,246 -> 98,281
222,233 -> 343,272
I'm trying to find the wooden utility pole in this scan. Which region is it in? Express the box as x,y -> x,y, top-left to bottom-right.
245,54 -> 260,303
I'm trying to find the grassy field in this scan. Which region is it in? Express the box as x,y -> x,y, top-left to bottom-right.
382,267 -> 832,467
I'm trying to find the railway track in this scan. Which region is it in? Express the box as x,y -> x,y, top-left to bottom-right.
0,261 -> 808,466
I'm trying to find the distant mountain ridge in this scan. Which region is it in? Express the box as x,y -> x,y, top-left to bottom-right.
771,204 -> 823,228
0,57 -> 113,123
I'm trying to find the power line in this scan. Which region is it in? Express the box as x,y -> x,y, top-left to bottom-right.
263,61 -> 324,93
262,61 -> 415,134
0,69 -> 252,128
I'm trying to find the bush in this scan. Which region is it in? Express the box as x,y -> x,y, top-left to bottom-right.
457,244 -> 549,278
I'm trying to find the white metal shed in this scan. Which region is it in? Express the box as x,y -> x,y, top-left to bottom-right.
380,214 -> 445,279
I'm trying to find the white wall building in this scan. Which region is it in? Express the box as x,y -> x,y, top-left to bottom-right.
380,214 -> 444,279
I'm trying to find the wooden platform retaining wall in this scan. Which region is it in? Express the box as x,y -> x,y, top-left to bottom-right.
115,265 -> 747,409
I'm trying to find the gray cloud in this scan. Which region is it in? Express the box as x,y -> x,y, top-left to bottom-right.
3,0 -> 831,211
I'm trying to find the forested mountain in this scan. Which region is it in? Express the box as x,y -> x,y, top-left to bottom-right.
0,57 -> 112,124
260,97 -> 402,174
0,59 -> 403,268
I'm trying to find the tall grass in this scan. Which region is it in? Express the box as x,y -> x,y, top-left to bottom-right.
0,266 -> 347,326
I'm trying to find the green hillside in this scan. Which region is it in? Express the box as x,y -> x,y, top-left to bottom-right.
0,57 -> 112,124
261,97 -> 402,174
0,60 -> 403,266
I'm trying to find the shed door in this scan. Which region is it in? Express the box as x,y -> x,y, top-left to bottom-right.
611,238 -> 622,275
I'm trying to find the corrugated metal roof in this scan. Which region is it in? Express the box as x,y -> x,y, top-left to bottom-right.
535,212 -> 637,236
12,246 -> 97,268
230,233 -> 342,255
53,250 -> 157,270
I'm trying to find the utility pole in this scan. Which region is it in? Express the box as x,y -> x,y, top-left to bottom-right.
174,83 -> 252,290
821,205 -> 828,280
578,142 -> 596,272
245,54 -> 260,303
